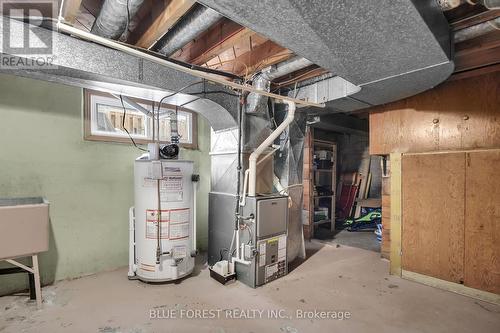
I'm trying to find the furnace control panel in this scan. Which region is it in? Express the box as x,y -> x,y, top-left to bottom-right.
256,234 -> 287,285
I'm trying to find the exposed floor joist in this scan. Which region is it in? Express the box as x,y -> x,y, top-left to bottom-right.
134,0 -> 196,49
451,9 -> 500,30
171,19 -> 256,66
60,0 -> 83,24
60,1 -> 500,93
454,30 -> 500,73
207,39 -> 293,77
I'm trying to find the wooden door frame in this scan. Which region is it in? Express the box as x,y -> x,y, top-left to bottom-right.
390,149 -> 500,305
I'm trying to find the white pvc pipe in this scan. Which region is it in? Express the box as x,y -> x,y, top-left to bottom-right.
55,23 -> 325,109
192,180 -> 197,254
236,228 -> 240,259
232,257 -> 252,266
248,100 -> 296,197
128,206 -> 136,277
239,169 -> 250,207
240,146 -> 279,206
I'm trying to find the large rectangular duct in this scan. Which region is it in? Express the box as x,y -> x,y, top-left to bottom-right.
0,17 -> 238,131
199,0 -> 454,112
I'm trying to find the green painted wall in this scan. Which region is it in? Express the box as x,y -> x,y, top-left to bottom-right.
0,74 -> 211,296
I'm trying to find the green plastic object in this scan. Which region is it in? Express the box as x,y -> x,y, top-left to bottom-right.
344,209 -> 381,225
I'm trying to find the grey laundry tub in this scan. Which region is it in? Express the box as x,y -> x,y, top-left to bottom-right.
0,197 -> 49,308
0,197 -> 49,260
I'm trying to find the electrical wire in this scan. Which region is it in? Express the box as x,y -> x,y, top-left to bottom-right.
75,18 -> 91,31
245,224 -> 253,245
278,183 -> 304,195
119,95 -> 148,152
155,81 -> 205,120
206,59 -> 249,80
219,248 -> 237,261
153,81 -> 205,141
179,97 -> 201,108
190,90 -> 240,97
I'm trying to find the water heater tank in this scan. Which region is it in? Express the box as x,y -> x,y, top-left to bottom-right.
132,158 -> 195,282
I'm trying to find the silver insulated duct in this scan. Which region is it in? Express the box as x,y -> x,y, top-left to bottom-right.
91,0 -> 145,39
246,56 -> 313,113
263,57 -> 315,81
153,4 -> 223,56
454,17 -> 500,43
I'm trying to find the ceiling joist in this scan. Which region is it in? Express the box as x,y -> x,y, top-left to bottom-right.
60,0 -> 83,24
209,40 -> 293,77
135,0 -> 196,49
171,19 -> 255,65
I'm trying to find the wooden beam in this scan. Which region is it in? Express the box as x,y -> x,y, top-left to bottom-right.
170,18 -> 253,65
272,66 -> 329,88
61,0 -> 83,24
135,0 -> 196,49
448,62 -> 500,82
451,9 -> 500,31
444,2 -> 489,24
191,28 -> 256,66
455,30 -> 500,54
59,22 -> 326,108
210,40 -> 293,77
454,31 -> 500,73
390,153 -> 402,276
402,270 -> 500,305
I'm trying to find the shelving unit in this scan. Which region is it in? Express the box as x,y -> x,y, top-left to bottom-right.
312,140 -> 337,232
303,128 -> 338,239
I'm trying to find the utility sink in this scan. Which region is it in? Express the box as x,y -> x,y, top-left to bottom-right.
0,197 -> 49,260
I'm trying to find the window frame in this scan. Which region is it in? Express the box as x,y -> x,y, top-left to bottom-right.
83,89 -> 198,149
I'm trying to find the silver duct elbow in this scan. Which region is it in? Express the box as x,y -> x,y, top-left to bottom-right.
153,5 -> 222,57
246,57 -> 314,113
91,0 -> 145,40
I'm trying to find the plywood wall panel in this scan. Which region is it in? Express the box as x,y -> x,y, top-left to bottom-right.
402,153 -> 465,284
464,151 -> 500,294
370,71 -> 500,155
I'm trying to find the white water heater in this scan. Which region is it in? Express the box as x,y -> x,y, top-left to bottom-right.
129,157 -> 196,282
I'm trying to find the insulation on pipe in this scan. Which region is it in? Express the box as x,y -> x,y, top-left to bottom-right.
454,17 -> 500,43
246,57 -> 313,113
153,4 -> 222,56
91,0 -> 145,40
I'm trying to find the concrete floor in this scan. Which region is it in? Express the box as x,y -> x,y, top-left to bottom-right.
315,227 -> 381,252
1,242 -> 499,333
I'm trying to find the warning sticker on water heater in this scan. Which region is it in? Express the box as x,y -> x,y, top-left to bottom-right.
169,223 -> 189,240
145,208 -> 190,240
169,208 -> 190,240
160,175 -> 184,202
146,210 -> 169,239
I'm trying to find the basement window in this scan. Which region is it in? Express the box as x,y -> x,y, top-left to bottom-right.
84,90 -> 197,149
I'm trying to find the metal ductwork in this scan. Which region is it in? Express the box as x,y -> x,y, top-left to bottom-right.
262,57 -> 314,81
91,0 -> 145,39
246,56 -> 313,113
1,16 -> 238,131
454,17 -> 500,43
152,4 -> 223,56
199,0 -> 454,112
474,0 -> 500,9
